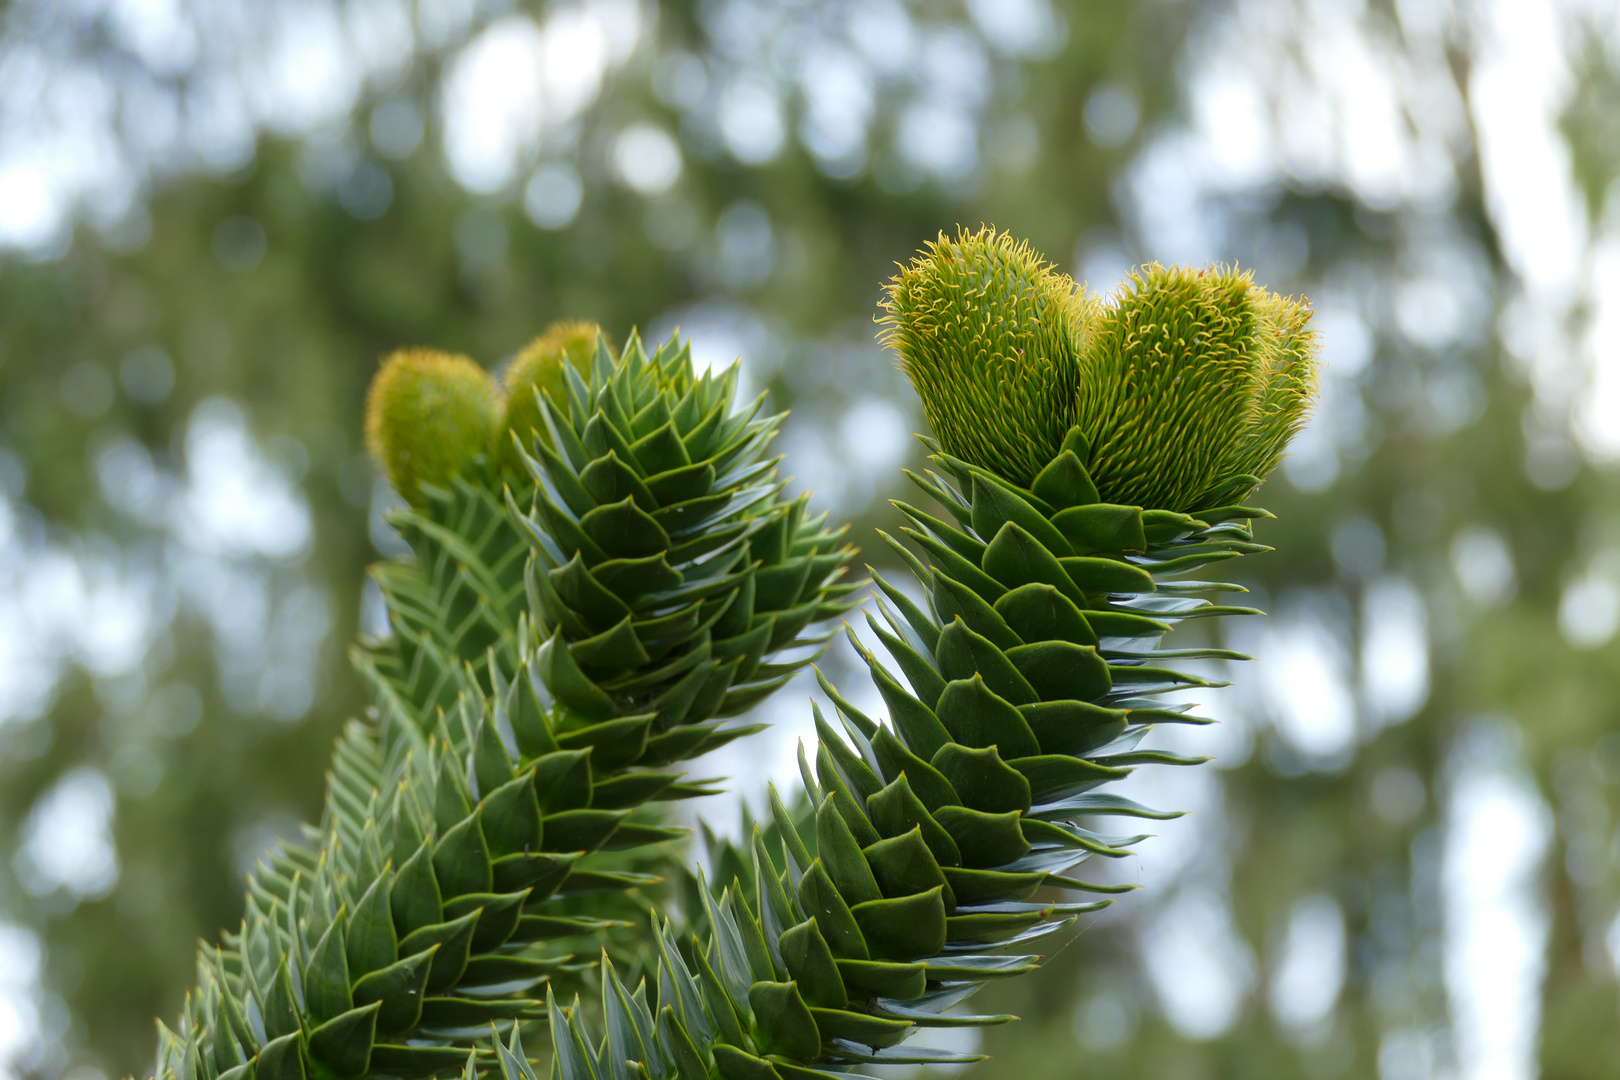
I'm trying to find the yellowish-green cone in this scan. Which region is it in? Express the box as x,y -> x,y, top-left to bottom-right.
1219,286 -> 1320,494
498,321 -> 604,475
365,347 -> 498,506
880,226 -> 1091,487
882,229 -> 1319,512
1076,263 -> 1319,510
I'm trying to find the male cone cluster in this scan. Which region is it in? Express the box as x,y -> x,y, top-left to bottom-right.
882,226 -> 1318,512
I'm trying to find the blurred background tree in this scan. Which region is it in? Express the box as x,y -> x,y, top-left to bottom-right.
0,1 -> 1619,1079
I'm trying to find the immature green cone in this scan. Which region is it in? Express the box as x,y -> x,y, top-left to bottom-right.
879,226 -> 1089,488
498,321 -> 604,477
1076,263 -> 1319,511
366,349 -> 499,507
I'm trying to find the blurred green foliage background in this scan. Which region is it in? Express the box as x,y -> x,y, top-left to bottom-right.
2,1 -> 1620,1078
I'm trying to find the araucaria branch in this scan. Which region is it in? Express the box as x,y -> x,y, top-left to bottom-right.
148,228 -> 1317,1080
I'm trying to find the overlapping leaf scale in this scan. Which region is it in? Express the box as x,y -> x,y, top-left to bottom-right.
521,777 -> 1025,1080
357,473 -> 530,730
150,637 -> 737,1080
523,712 -> 1115,1080
512,330 -> 862,742
525,425 -> 1267,1078
872,424 -> 1266,750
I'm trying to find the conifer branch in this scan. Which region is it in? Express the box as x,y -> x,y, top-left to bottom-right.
147,231 -> 1319,1080
148,330 -> 861,1080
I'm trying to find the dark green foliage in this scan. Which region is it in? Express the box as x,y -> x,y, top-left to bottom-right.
359,474 -> 531,733
150,685 -> 633,1080
513,330 -> 863,732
